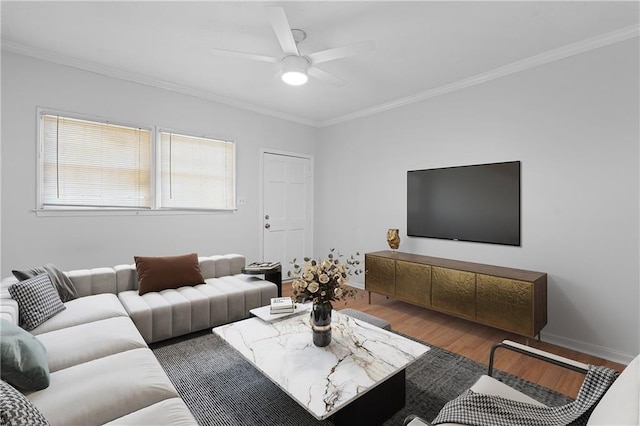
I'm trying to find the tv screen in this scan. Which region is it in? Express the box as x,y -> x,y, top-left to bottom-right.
407,161 -> 521,246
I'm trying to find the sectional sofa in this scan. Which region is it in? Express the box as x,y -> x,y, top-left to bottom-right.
0,254 -> 278,425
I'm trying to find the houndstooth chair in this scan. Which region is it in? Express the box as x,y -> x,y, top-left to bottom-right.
404,340 -> 638,426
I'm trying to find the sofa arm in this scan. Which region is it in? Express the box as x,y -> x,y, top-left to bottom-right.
0,297 -> 19,325
1,276 -> 19,325
489,340 -> 589,376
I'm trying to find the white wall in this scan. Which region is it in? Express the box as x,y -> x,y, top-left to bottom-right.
1,52 -> 316,275
2,39 -> 638,363
316,38 -> 639,363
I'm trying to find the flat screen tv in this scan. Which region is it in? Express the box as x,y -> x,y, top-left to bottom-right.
407,161 -> 521,246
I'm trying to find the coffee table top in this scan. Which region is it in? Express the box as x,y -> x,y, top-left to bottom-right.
249,301 -> 313,322
213,310 -> 429,420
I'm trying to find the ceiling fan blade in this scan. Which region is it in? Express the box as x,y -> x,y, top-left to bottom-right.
307,40 -> 375,65
211,48 -> 279,63
308,67 -> 347,87
266,6 -> 299,56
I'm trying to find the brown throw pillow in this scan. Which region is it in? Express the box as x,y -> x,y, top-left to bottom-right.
135,253 -> 205,295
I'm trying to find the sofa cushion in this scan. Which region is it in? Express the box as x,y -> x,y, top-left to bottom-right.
118,276 -> 277,343
8,274 -> 65,331
35,317 -> 147,373
66,267 -> 117,298
470,375 -> 546,406
12,264 -> 78,302
26,348 -> 180,425
198,254 -> 245,279
135,253 -> 205,295
0,319 -> 49,391
103,398 -> 197,425
0,380 -> 50,426
119,288 -> 213,344
29,293 -> 128,335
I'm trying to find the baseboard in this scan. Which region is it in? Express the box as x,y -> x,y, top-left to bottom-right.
349,281 -> 365,290
541,331 -> 635,365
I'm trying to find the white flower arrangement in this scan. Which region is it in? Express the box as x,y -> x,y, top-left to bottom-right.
288,249 -> 362,304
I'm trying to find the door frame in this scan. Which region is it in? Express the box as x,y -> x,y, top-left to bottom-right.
259,149 -> 314,265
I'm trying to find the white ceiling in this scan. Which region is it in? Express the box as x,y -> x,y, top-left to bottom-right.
2,1 -> 639,127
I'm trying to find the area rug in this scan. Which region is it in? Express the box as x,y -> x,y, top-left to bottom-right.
151,330 -> 573,425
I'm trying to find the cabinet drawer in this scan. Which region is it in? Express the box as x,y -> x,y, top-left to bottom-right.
432,267 -> 476,320
476,275 -> 534,336
395,261 -> 431,307
365,255 -> 395,297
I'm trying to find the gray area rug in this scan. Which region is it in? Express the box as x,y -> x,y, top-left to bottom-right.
151,330 -> 573,425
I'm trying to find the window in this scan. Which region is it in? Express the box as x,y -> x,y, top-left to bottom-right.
38,111 -> 236,212
159,131 -> 236,210
40,114 -> 152,209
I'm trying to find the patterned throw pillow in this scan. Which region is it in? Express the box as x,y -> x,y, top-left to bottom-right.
0,380 -> 49,425
8,274 -> 66,331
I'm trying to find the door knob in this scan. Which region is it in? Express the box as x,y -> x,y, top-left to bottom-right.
265,223 -> 271,229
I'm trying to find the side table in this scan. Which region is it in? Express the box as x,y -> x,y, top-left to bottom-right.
242,264 -> 282,297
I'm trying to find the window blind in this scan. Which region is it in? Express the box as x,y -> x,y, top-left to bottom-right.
41,115 -> 152,208
159,131 -> 235,210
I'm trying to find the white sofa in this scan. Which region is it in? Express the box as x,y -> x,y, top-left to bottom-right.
1,292 -> 197,425
0,254 -> 278,425
2,254 -> 278,343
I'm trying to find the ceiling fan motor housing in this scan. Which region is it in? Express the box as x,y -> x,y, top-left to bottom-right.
282,55 -> 309,70
281,55 -> 310,85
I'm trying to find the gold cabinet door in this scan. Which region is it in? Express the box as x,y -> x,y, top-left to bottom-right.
395,260 -> 431,307
364,254 -> 396,297
431,266 -> 476,320
476,274 -> 534,336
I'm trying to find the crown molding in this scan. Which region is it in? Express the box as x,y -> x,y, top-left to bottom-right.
3,23 -> 638,129
1,40 -> 319,127
319,24 -> 640,128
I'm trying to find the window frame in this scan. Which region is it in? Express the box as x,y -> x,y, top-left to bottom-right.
35,108 -> 237,215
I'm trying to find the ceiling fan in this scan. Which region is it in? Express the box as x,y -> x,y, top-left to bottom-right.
210,6 -> 374,87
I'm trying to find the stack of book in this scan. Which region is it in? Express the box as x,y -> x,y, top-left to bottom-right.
244,261 -> 281,271
270,297 -> 294,315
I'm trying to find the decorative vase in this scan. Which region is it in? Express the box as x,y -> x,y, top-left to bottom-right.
310,301 -> 332,347
387,228 -> 400,251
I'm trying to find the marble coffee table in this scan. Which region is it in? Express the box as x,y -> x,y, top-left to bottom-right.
213,310 -> 429,425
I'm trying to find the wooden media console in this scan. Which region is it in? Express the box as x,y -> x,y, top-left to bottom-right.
365,251 -> 547,338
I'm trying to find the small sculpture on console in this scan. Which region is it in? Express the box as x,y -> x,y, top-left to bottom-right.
386,228 -> 400,251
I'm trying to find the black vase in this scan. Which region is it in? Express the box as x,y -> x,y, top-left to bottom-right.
310,301 -> 332,347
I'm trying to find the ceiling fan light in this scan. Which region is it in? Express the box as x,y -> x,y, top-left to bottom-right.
281,55 -> 309,86
282,70 -> 308,86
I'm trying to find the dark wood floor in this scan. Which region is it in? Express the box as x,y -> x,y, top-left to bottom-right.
282,284 -> 626,398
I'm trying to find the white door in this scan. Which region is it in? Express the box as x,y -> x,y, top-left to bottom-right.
262,152 -> 312,278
